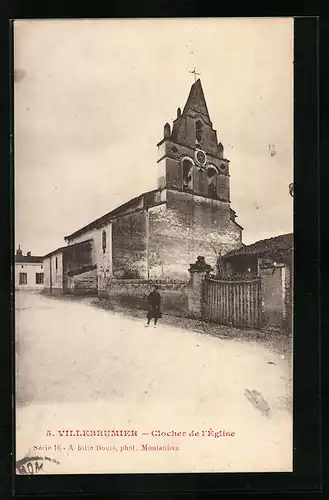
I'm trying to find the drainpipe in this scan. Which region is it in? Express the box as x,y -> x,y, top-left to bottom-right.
49,257 -> 52,294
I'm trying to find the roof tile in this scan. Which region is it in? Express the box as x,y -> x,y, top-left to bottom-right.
224,233 -> 293,258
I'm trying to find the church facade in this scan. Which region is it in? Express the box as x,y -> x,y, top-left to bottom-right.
43,79 -> 243,295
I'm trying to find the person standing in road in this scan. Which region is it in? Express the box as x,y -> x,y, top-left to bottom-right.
145,285 -> 162,328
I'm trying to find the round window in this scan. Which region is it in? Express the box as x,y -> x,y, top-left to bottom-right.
195,149 -> 206,166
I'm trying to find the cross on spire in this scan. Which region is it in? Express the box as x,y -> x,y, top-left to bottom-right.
189,67 -> 200,83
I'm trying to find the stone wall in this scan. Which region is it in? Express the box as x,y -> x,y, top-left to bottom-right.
112,212 -> 148,279
103,278 -> 190,318
148,190 -> 242,280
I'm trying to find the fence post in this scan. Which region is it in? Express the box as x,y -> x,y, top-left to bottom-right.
187,256 -> 212,319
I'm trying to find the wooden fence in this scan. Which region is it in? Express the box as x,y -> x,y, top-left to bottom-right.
203,276 -> 261,328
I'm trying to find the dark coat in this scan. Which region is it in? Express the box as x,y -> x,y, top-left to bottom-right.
147,291 -> 162,319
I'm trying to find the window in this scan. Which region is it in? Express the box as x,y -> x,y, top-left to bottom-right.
55,257 -> 58,270
182,159 -> 193,190
36,273 -> 44,284
207,165 -> 218,198
195,120 -> 203,145
102,230 -> 106,254
19,273 -> 27,285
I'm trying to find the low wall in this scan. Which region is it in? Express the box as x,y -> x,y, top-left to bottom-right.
66,269 -> 98,296
102,279 -> 190,318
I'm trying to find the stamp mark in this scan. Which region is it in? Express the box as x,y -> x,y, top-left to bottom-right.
16,455 -> 60,475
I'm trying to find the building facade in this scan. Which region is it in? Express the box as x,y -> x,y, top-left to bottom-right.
43,240 -> 97,295
44,79 -> 243,295
223,233 -> 293,330
222,233 -> 293,278
15,246 -> 44,291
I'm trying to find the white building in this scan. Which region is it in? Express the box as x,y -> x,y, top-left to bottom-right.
15,246 -> 44,291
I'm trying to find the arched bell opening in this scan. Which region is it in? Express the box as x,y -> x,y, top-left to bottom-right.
181,157 -> 194,191
206,165 -> 218,198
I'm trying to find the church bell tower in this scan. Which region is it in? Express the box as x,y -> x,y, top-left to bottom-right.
157,78 -> 230,203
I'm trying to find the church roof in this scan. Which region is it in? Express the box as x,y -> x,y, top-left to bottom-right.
64,189 -> 160,241
182,79 -> 210,118
43,238 -> 94,259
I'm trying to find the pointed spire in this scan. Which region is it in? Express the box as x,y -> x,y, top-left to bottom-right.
182,79 -> 210,118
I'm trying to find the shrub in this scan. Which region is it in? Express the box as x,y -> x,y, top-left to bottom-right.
121,269 -> 141,279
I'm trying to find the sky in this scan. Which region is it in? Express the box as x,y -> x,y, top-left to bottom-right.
14,18 -> 294,256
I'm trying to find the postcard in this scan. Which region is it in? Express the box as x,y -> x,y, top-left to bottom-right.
14,18 -> 294,475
